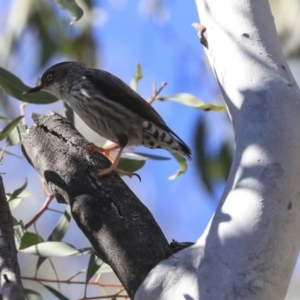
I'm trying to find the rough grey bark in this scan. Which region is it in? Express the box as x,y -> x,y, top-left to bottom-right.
21,111 -> 171,299
0,176 -> 25,300
135,0 -> 300,299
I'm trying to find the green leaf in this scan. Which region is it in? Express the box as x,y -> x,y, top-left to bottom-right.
42,284 -> 69,300
6,124 -> 27,146
51,0 -> 84,25
20,241 -> 80,257
169,153 -> 187,180
159,93 -> 226,111
96,263 -> 113,274
219,143 -> 232,180
36,207 -> 72,270
126,152 -> 171,161
118,157 -> 146,173
86,253 -> 103,283
8,198 -> 23,210
0,67 -> 58,104
0,115 -> 9,121
0,116 -> 24,141
8,180 -> 27,201
129,63 -> 143,91
0,148 -> 23,159
36,257 -> 46,272
19,232 -> 44,250
48,206 -> 72,241
24,288 -> 43,300
64,102 -> 74,125
195,120 -> 213,192
13,219 -> 25,250
7,181 -> 31,210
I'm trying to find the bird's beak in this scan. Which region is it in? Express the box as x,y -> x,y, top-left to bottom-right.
23,84 -> 44,94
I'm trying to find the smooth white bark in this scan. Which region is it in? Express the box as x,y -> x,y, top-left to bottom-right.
135,0 -> 300,299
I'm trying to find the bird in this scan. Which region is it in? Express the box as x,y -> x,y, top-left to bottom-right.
24,61 -> 192,177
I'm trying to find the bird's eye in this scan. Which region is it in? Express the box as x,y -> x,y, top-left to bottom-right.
46,74 -> 53,81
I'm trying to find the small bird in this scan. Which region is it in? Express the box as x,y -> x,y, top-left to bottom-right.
24,62 -> 192,176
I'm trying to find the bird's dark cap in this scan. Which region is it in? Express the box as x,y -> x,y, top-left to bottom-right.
23,84 -> 43,94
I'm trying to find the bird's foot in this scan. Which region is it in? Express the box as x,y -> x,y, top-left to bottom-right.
84,144 -> 141,180
83,143 -> 115,161
97,165 -> 141,181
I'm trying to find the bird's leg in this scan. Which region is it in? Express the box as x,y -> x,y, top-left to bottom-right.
98,147 -> 134,176
101,143 -> 120,158
84,144 -> 139,179
97,146 -> 124,176
84,143 -> 116,161
98,147 -> 141,179
84,137 -> 140,179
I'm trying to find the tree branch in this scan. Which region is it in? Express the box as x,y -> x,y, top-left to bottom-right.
0,176 -> 25,300
136,0 -> 300,299
21,111 -> 171,299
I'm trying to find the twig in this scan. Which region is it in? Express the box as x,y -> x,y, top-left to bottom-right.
24,195 -> 54,229
40,176 -> 52,197
147,82 -> 168,105
22,276 -> 122,288
19,103 -> 28,126
0,143 -> 8,162
77,292 -> 127,300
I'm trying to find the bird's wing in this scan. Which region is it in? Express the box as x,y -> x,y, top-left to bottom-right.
84,69 -> 166,125
83,69 -> 190,149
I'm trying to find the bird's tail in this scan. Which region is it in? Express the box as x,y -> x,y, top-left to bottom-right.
142,122 -> 192,161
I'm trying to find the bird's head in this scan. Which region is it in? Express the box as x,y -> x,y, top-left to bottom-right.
24,61 -> 85,97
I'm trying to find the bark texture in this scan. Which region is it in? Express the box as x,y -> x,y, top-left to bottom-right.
0,176 -> 25,300
21,111 -> 171,299
135,0 -> 300,299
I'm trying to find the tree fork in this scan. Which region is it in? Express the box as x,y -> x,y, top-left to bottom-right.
21,111 -> 171,299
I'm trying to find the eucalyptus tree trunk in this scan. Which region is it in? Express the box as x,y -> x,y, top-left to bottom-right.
135,0 -> 300,299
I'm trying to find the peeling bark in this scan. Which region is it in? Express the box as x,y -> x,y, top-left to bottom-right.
135,0 -> 300,299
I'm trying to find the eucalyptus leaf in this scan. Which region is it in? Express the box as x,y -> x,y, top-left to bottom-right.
51,0 -> 84,25
37,207 -> 72,270
6,124 -> 27,146
118,157 -> 146,173
7,185 -> 32,210
24,288 -> 43,300
219,142 -> 232,180
0,116 -> 24,141
95,263 -> 113,274
86,253 -> 103,283
0,148 -> 23,159
169,153 -> 187,180
8,180 -> 27,201
19,232 -> 44,250
14,219 -> 25,250
20,241 -> 79,257
195,120 -> 213,192
48,206 -> 72,241
128,151 -> 170,161
159,93 -> 226,111
42,284 -> 69,300
8,198 -> 23,210
129,63 -> 143,91
0,67 -> 58,104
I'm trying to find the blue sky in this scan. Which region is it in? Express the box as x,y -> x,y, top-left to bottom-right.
2,1 -> 298,299
0,0 -> 226,243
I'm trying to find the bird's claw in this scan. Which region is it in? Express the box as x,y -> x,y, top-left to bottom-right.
131,172 -> 141,182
